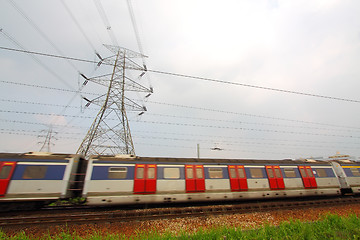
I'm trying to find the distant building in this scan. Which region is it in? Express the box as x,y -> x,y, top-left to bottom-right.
297,152 -> 358,162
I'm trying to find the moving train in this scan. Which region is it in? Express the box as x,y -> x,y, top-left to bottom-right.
1,152 -> 360,210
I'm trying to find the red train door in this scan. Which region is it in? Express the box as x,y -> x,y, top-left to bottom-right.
298,166 -> 317,189
185,165 -> 205,193
134,164 -> 157,194
266,166 -> 285,190
228,165 -> 248,191
0,162 -> 16,197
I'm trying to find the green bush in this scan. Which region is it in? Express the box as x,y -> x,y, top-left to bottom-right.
1,214 -> 359,239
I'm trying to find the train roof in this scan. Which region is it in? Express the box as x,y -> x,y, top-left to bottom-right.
89,155 -> 332,165
0,152 -> 82,160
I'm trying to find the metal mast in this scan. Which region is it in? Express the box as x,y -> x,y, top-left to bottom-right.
77,45 -> 151,157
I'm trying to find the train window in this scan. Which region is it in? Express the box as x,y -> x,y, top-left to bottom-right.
148,167 -> 155,179
274,168 -> 282,178
22,166 -> 47,179
238,168 -> 246,178
316,169 -> 328,177
299,168 -> 306,177
229,168 -> 237,178
196,168 -> 204,179
306,168 -> 314,178
136,167 -> 144,179
186,167 -> 194,179
350,168 -> 360,177
108,167 -> 127,179
267,169 -> 274,178
164,168 -> 180,179
0,166 -> 12,179
284,168 -> 296,178
250,168 -> 264,178
209,168 -> 223,178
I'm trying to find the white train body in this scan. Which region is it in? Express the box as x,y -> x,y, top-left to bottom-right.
1,153 -> 360,208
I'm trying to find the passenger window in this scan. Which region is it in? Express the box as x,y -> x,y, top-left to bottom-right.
274,168 -> 282,178
267,169 -> 274,178
136,167 -> 144,179
0,166 -> 12,179
196,168 -> 204,179
164,168 -> 180,179
209,168 -> 223,178
306,168 -> 314,177
284,168 -> 296,178
147,167 -> 155,179
186,167 -> 193,179
22,166 -> 47,179
316,169 -> 328,177
238,168 -> 245,178
229,168 -> 237,178
284,169 -> 295,177
250,168 -> 264,178
108,167 -> 127,179
299,168 -> 307,177
350,168 -> 360,177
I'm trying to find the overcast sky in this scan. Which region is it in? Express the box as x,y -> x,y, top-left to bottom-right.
0,0 -> 359,160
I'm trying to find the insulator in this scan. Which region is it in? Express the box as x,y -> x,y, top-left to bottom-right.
85,102 -> 91,107
150,87 -> 154,93
95,52 -> 104,61
143,65 -> 147,71
80,73 -> 89,80
145,93 -> 151,98
138,112 -> 144,116
97,61 -> 103,67
83,97 -> 91,102
82,80 -> 89,86
143,106 -> 147,111
140,72 -> 146,77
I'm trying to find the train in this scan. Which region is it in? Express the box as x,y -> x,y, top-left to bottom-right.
1,152 -> 360,211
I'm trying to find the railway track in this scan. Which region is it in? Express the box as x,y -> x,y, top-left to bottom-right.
1,197 -> 360,227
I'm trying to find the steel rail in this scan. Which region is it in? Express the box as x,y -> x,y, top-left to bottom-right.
1,197 -> 359,227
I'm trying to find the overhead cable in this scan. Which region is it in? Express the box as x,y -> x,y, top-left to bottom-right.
60,0 -> 97,51
1,110 -> 359,139
1,46 -> 359,104
1,78 -> 359,130
0,31 -> 75,91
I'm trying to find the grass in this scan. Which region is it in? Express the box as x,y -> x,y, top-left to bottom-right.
1,214 -> 360,239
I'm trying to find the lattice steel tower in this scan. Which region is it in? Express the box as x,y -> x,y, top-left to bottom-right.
77,45 -> 151,157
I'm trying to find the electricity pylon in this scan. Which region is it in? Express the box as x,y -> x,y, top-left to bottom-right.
38,128 -> 57,152
77,45 -> 152,157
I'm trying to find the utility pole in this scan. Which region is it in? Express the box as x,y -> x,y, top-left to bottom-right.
77,45 -> 152,158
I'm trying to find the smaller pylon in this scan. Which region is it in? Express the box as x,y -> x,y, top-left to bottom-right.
38,128 -> 57,152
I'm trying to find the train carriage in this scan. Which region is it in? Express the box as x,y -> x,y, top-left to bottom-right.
0,152 -> 86,209
83,155 -> 341,206
330,160 -> 360,194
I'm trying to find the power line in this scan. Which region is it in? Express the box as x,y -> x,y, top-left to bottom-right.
145,100 -> 360,130
0,31 -> 75,91
135,120 -> 360,139
147,69 -> 360,104
0,80 -> 99,96
1,46 -> 359,104
3,109 -> 358,139
59,0 -> 97,52
133,135 -> 359,150
7,0 -> 79,72
1,77 -> 359,130
132,130 -> 359,146
2,98 -> 359,133
1,117 -> 357,146
92,0 -> 119,46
